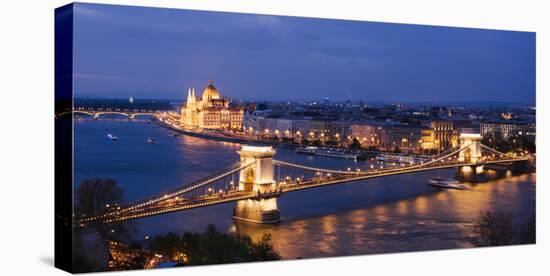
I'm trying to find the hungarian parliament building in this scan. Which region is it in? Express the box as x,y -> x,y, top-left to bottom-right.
180,80 -> 244,130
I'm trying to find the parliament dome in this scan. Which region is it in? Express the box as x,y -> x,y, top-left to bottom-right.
202,80 -> 220,100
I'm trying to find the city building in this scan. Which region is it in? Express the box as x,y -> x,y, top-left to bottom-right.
243,110 -> 271,134
351,121 -> 425,152
327,121 -> 352,141
385,124 -> 426,153
420,121 -> 458,152
291,118 -> 311,140
309,120 -> 330,141
180,81 -> 244,130
264,117 -> 293,138
350,122 -> 382,148
480,121 -> 536,142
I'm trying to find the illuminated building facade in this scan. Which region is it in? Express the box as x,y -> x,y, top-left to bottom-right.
480,121 -> 536,142
180,81 -> 244,130
421,121 -> 458,152
351,122 -> 425,152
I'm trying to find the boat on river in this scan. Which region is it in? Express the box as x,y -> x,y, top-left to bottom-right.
377,153 -> 429,164
295,146 -> 318,155
107,133 -> 118,141
429,177 -> 468,190
295,146 -> 365,160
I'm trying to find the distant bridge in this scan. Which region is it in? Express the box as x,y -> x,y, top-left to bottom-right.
72,107 -> 160,119
55,107 -> 163,119
75,133 -> 534,226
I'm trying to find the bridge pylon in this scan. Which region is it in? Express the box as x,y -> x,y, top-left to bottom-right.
233,145 -> 280,224
458,133 -> 482,163
457,133 -> 485,181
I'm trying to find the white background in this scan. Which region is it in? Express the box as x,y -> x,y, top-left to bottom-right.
0,0 -> 548,275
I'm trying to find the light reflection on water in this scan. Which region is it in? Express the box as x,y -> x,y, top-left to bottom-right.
74,120 -> 536,259
241,173 -> 534,258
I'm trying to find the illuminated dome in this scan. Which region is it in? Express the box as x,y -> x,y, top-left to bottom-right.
202,80 -> 220,100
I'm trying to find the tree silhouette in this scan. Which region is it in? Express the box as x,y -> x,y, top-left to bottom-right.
76,178 -> 123,217
75,178 -> 135,241
349,138 -> 362,150
150,224 -> 280,265
472,210 -> 514,246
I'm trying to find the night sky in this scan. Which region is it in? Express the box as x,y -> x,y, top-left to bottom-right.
73,3 -> 535,104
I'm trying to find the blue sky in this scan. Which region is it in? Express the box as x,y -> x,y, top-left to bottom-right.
73,3 -> 535,104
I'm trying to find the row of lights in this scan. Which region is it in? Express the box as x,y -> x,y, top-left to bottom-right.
77,162 -> 249,223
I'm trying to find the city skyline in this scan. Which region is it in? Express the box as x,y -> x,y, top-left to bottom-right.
74,3 -> 535,103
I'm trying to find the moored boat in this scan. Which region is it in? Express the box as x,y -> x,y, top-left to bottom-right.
296,146 -> 362,160
295,146 -> 318,155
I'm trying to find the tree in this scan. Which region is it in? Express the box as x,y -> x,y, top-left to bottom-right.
482,133 -> 536,154
312,139 -> 322,146
151,225 -> 280,266
366,146 -> 379,151
472,211 -> 514,246
324,139 -> 338,146
349,138 -> 362,150
151,232 -> 182,258
76,178 -> 123,217
75,178 -> 135,241
281,137 -> 294,143
251,234 -> 280,261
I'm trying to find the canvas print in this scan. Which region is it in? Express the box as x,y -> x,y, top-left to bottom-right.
55,2 -> 536,273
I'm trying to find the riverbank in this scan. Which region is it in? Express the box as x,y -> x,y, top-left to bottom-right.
155,119 -> 384,156
156,119 -> 304,150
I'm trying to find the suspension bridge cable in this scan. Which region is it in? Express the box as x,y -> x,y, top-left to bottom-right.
76,161 -> 254,223
273,144 -> 470,176
480,143 -> 508,156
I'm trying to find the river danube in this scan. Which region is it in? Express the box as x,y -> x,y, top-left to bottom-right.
74,119 -> 536,258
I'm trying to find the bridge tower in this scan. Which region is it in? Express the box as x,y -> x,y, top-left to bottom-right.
233,145 -> 280,224
458,133 -> 482,163
457,133 -> 484,181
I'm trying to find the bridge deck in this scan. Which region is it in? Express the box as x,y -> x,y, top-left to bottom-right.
78,157 -> 531,225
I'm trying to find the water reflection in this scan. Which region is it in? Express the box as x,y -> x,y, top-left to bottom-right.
233,173 -> 535,259
74,120 -> 536,260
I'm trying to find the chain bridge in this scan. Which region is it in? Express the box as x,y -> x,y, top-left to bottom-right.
75,133 -> 533,226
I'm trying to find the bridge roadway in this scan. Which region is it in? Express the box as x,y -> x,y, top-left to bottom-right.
59,108 -> 162,119
87,156 -> 531,225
